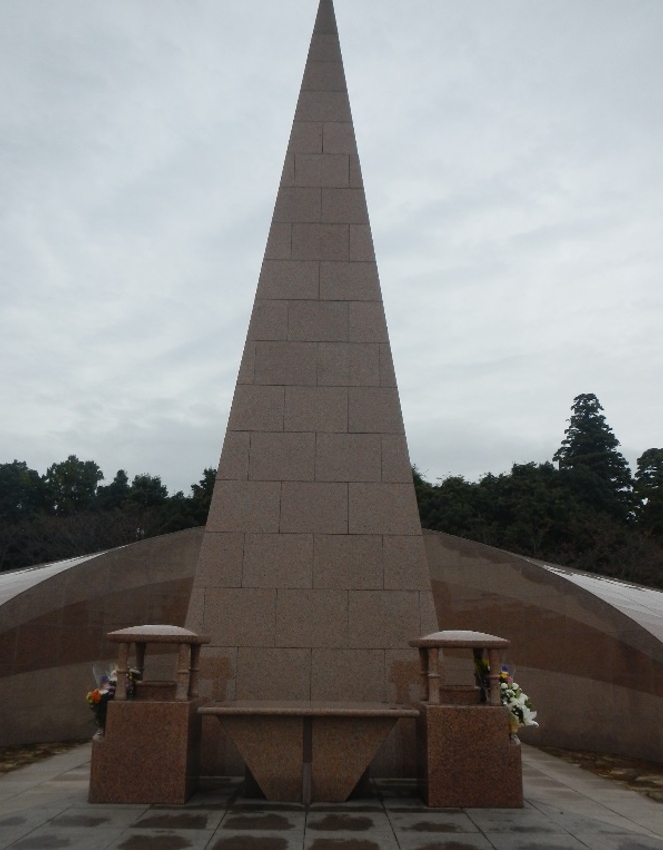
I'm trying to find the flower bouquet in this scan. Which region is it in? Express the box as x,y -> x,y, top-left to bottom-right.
473,653 -> 538,737
86,663 -> 141,739
498,668 -> 538,735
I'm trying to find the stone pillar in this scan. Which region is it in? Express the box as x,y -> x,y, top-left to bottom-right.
185,0 -> 437,778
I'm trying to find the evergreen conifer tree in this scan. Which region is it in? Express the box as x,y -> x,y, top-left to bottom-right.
553,393 -> 633,519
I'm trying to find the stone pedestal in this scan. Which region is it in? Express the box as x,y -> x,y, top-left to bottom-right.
89,697 -> 203,804
88,624 -> 210,804
415,702 -> 523,808
409,630 -> 524,808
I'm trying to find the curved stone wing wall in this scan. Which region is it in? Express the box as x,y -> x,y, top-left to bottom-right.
4,523 -> 663,766
0,528 -> 202,747
424,528 -> 663,764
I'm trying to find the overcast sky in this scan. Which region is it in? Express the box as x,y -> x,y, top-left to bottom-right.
1,1 -> 662,495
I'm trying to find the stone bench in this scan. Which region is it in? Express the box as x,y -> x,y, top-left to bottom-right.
199,699 -> 418,804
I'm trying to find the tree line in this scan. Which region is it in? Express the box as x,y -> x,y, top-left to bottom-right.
0,459 -> 215,572
2,393 -> 662,589
415,393 -> 663,589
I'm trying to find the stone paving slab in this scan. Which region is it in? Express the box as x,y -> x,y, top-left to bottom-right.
574,836 -> 663,850
0,743 -> 662,850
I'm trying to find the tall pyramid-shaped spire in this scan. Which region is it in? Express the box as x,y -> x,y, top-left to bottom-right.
187,0 -> 436,760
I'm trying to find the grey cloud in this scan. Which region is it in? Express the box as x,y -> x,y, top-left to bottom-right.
1,1 -> 662,494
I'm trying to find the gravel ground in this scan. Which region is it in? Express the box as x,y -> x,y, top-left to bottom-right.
540,746 -> 663,802
0,741 -> 86,775
2,741 -> 663,804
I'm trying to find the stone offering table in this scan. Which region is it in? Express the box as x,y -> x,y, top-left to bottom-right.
89,625 -> 210,804
200,700 -> 418,804
409,629 -> 523,808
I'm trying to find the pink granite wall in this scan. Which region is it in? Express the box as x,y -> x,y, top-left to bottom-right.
0,528 -> 202,747
424,529 -> 663,764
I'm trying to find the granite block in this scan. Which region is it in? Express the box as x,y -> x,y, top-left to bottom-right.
348,386 -> 404,434
14,624 -> 60,673
14,583 -> 65,625
349,301 -> 388,343
292,223 -> 349,261
416,703 -> 523,808
350,154 -> 363,188
284,386 -> 348,432
184,587 -> 205,634
295,153 -> 349,187
349,590 -> 421,649
249,432 -> 315,481
313,0 -> 338,35
302,61 -> 346,92
386,649 -> 422,705
382,535 -> 429,590
323,121 -> 357,154
419,591 -> 439,635
381,435 -> 414,483
307,33 -> 341,63
276,589 -> 348,648
280,482 -> 348,534
218,715 -> 303,801
205,480 -> 281,533
58,624 -> 104,666
288,300 -> 349,342
247,299 -> 289,340
254,341 -> 318,385
227,385 -> 285,431
195,533 -> 244,587
273,187 -> 321,223
380,344 -> 397,387
236,648 -> 312,700
88,699 -> 202,804
198,646 -> 237,702
236,343 -> 256,384
295,90 -> 352,122
349,483 -> 421,535
204,588 -> 276,647
242,533 -> 313,588
61,598 -> 104,631
315,433 -> 381,482
311,649 -> 385,701
319,261 -> 381,300
288,121 -> 323,154
15,601 -> 63,629
0,628 -> 17,677
257,260 -> 319,300
350,223 -> 376,261
280,151 -> 295,187
312,716 -> 398,802
61,563 -> 111,608
217,431 -> 251,480
317,342 -> 380,386
321,188 -> 368,223
312,533 -> 383,589
264,222 -> 292,260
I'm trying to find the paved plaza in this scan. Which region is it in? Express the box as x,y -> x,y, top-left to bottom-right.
1,743 -> 663,850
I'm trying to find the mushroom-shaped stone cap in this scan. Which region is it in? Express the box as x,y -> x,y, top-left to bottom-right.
409,629 -> 509,649
107,624 -> 211,644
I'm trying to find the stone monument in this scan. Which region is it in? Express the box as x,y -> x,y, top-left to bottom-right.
185,0 -> 437,778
